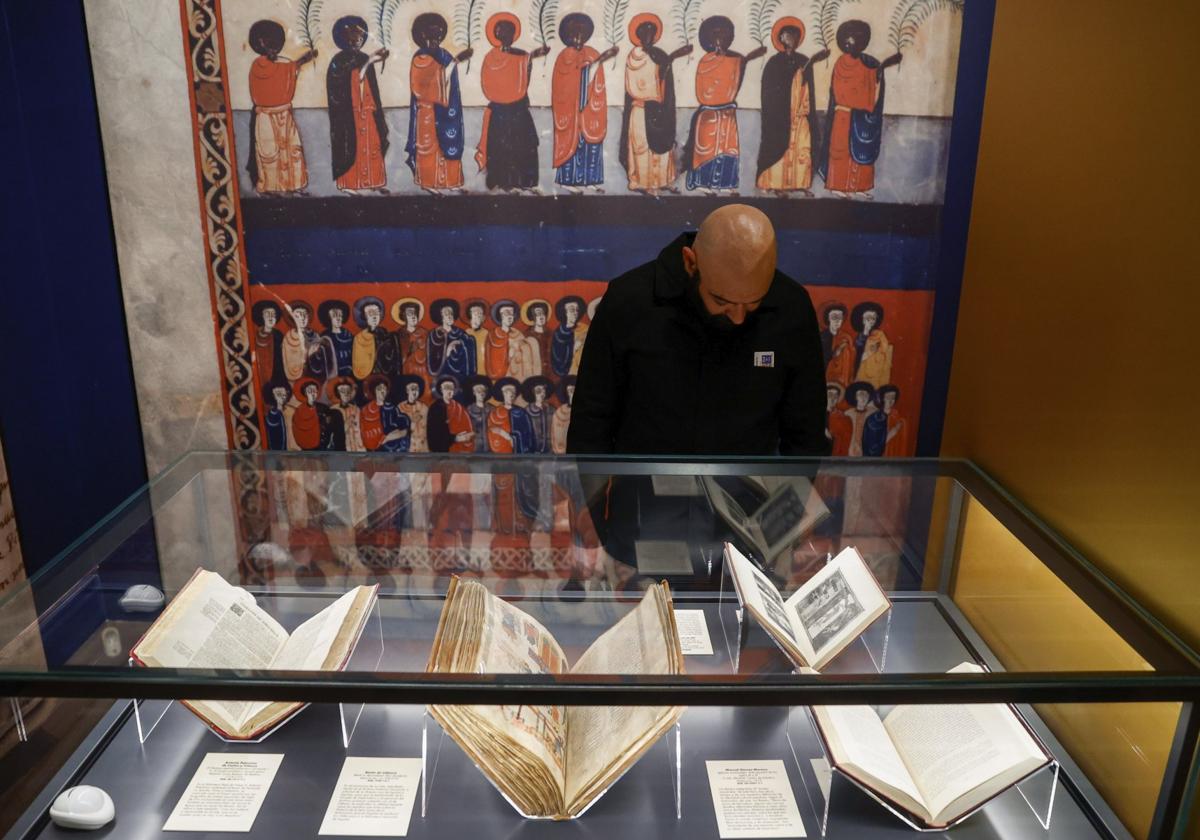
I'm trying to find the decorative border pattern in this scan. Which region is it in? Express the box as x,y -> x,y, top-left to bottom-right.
178,0 -> 259,450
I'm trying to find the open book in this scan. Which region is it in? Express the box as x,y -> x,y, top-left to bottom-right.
130,569 -> 378,740
426,577 -> 685,819
725,542 -> 889,670
702,476 -> 829,567
812,664 -> 1052,828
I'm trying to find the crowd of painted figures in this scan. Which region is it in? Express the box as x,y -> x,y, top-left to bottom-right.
818,299 -> 910,457
246,12 -> 900,197
254,293 -> 597,455
253,290 -> 913,457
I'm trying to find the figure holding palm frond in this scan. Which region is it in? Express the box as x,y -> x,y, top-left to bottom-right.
620,13 -> 691,193
327,16 -> 390,194
406,13 -> 473,193
817,20 -> 900,199
756,17 -> 829,195
246,20 -> 317,195
552,14 -> 619,192
476,13 -> 550,192
682,16 -> 766,194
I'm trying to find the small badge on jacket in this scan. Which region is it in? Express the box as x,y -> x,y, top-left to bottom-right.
753,351 -> 775,368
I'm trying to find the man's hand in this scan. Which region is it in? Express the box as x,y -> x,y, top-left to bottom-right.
455,47 -> 474,63
745,45 -> 767,62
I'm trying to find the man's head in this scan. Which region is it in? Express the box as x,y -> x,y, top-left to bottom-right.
364,303 -> 382,329
332,16 -> 368,51
289,302 -> 311,331
413,13 -> 448,49
847,382 -> 873,411
836,20 -> 870,57
559,13 -> 593,49
878,385 -> 899,412
823,303 -> 846,333
437,377 -> 457,402
249,20 -> 286,59
682,205 -> 777,328
253,301 -> 279,331
467,302 -> 486,329
825,383 -> 843,411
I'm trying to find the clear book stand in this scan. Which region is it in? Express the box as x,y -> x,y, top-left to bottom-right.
130,598 -> 384,747
785,705 -> 1060,834
420,711 -> 682,820
717,549 -> 891,673
716,551 -> 1057,833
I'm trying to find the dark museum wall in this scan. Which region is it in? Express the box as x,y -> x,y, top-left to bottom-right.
0,1 -> 148,576
940,2 -> 1200,837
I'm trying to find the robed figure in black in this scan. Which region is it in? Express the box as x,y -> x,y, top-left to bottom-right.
618,14 -> 691,193
475,13 -> 550,191
326,16 -> 390,193
756,18 -> 828,195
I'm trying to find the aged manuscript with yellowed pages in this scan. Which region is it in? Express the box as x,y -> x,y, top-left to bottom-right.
426,577 -> 685,818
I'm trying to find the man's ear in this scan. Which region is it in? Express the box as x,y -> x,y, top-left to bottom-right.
681,246 -> 699,277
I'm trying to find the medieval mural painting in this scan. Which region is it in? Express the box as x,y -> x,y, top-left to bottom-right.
160,0 -> 970,588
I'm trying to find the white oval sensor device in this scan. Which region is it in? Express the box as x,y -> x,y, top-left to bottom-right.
119,584 -> 165,613
49,785 -> 115,830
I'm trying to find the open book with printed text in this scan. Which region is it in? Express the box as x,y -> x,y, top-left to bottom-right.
426,577 -> 685,819
130,569 -> 378,740
724,542 -> 890,670
812,663 -> 1052,828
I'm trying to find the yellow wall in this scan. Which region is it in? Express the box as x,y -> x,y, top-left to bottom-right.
940,1 -> 1200,836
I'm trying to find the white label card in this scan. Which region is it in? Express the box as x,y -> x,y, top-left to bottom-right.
163,753 -> 283,833
318,757 -> 423,836
674,609 -> 714,656
635,540 -> 694,575
651,475 -> 703,496
706,760 -> 806,838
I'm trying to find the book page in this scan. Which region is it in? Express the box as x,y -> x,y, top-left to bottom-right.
133,571 -> 289,731
703,478 -> 763,555
812,705 -> 925,818
469,591 -> 570,781
751,478 -> 829,563
784,547 -> 888,669
135,572 -> 288,670
273,589 -> 360,671
564,585 -> 680,809
883,701 -> 1047,824
725,544 -> 812,666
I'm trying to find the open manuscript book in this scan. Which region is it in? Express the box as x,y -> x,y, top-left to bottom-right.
130,569 -> 378,740
426,577 -> 685,819
812,664 -> 1052,828
725,542 -> 890,670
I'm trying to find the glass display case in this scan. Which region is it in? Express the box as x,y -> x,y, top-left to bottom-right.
1,452 -> 1197,839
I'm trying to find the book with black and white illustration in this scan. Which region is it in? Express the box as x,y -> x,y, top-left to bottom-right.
130,569 -> 378,741
811,663 -> 1052,829
724,542 -> 889,670
702,476 -> 830,567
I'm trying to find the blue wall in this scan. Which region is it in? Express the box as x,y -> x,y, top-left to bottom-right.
0,0 -> 148,578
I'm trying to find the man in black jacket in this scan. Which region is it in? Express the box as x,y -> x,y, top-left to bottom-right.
568,204 -> 829,456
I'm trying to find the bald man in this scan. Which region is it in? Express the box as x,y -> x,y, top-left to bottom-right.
568,205 -> 829,455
